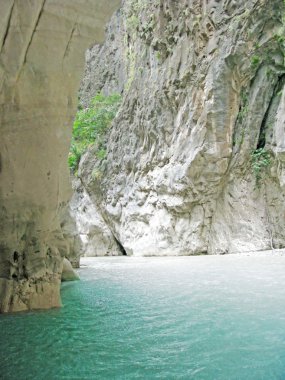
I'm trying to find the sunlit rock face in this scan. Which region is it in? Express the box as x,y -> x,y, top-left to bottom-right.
77,0 -> 285,257
0,0 -> 121,312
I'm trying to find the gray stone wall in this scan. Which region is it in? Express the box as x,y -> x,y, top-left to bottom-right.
76,0 -> 285,256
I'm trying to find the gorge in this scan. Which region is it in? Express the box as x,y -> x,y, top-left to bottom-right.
1,1 -> 285,379
1,0 -> 285,311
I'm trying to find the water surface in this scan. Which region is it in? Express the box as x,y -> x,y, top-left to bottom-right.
1,255 -> 285,379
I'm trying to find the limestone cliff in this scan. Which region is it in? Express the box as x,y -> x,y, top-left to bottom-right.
75,0 -> 285,256
0,0 -> 121,312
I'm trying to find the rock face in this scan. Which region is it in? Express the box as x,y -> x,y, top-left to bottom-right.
0,0 -> 121,312
69,177 -> 122,257
76,0 -> 285,256
61,258 -> 80,282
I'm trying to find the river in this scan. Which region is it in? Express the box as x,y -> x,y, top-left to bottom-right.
1,254 -> 285,379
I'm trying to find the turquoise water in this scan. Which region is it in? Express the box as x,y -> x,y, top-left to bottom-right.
1,255 -> 285,380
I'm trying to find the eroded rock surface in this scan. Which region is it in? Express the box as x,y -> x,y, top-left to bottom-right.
61,258 -> 80,282
0,0 -> 121,312
72,177 -> 123,257
77,0 -> 285,256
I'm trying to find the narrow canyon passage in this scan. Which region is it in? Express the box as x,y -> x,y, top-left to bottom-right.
1,0 -> 285,314
1,1 -> 285,379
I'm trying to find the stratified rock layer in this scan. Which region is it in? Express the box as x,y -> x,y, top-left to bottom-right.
77,0 -> 285,256
0,0 -> 120,312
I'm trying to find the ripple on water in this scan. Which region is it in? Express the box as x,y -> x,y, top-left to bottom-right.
0,255 -> 285,380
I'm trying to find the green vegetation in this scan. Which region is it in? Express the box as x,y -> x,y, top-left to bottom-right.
126,14 -> 139,33
251,55 -> 261,69
68,93 -> 121,172
237,89 -> 249,124
251,148 -> 271,188
125,0 -> 147,35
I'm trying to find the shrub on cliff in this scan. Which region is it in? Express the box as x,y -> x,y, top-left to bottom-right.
251,148 -> 272,188
68,93 -> 121,172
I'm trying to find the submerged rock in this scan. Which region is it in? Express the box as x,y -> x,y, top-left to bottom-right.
75,0 -> 285,256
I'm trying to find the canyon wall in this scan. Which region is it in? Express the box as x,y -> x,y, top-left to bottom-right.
76,0 -> 285,257
0,0 -> 121,312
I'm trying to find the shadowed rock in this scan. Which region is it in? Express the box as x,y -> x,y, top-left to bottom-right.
0,0 -> 121,312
